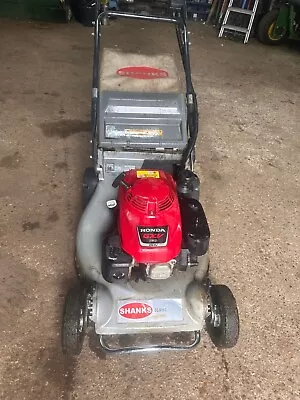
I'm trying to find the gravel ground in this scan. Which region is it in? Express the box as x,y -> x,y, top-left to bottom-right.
0,18 -> 299,400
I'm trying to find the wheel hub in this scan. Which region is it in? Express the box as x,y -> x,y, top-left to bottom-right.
210,304 -> 221,328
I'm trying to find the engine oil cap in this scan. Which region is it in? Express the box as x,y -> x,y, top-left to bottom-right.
106,200 -> 117,209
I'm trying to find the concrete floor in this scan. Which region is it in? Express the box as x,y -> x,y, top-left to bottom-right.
0,18 -> 299,400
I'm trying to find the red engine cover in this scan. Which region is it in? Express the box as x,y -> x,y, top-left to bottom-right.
119,170 -> 182,263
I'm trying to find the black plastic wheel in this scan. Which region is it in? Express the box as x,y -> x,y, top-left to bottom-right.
258,9 -> 287,45
206,285 -> 239,349
62,285 -> 87,355
82,167 -> 97,209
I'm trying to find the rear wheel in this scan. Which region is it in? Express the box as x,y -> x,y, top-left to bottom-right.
82,167 -> 97,209
206,285 -> 239,348
258,9 -> 288,45
62,285 -> 88,355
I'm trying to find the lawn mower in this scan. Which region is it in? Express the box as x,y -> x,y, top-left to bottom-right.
258,0 -> 300,44
61,0 -> 240,354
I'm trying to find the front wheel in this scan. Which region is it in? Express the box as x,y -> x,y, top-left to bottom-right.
206,285 -> 239,348
258,9 -> 288,45
61,285 -> 88,355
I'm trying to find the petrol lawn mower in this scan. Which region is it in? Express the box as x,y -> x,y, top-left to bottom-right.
61,0 -> 240,354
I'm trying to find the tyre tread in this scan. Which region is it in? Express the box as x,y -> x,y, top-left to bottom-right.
258,9 -> 286,45
62,286 -> 85,355
207,284 -> 239,349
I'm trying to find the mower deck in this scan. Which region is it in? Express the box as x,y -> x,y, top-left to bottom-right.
90,254 -> 210,336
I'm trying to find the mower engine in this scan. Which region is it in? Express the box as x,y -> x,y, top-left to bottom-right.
103,169 -> 210,282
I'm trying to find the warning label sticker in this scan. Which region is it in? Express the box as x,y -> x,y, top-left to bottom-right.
136,170 -> 160,179
124,128 -> 163,137
106,125 -> 163,138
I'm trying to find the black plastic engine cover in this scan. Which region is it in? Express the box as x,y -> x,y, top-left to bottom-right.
179,197 -> 210,256
103,235 -> 132,282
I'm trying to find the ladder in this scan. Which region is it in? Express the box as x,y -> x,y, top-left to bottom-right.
218,0 -> 260,44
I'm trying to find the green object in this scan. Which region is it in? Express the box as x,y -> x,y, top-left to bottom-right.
273,5 -> 289,39
258,2 -> 300,45
288,4 -> 300,40
0,0 -> 67,22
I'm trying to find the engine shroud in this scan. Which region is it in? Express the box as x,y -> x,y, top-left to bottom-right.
118,170 -> 182,263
